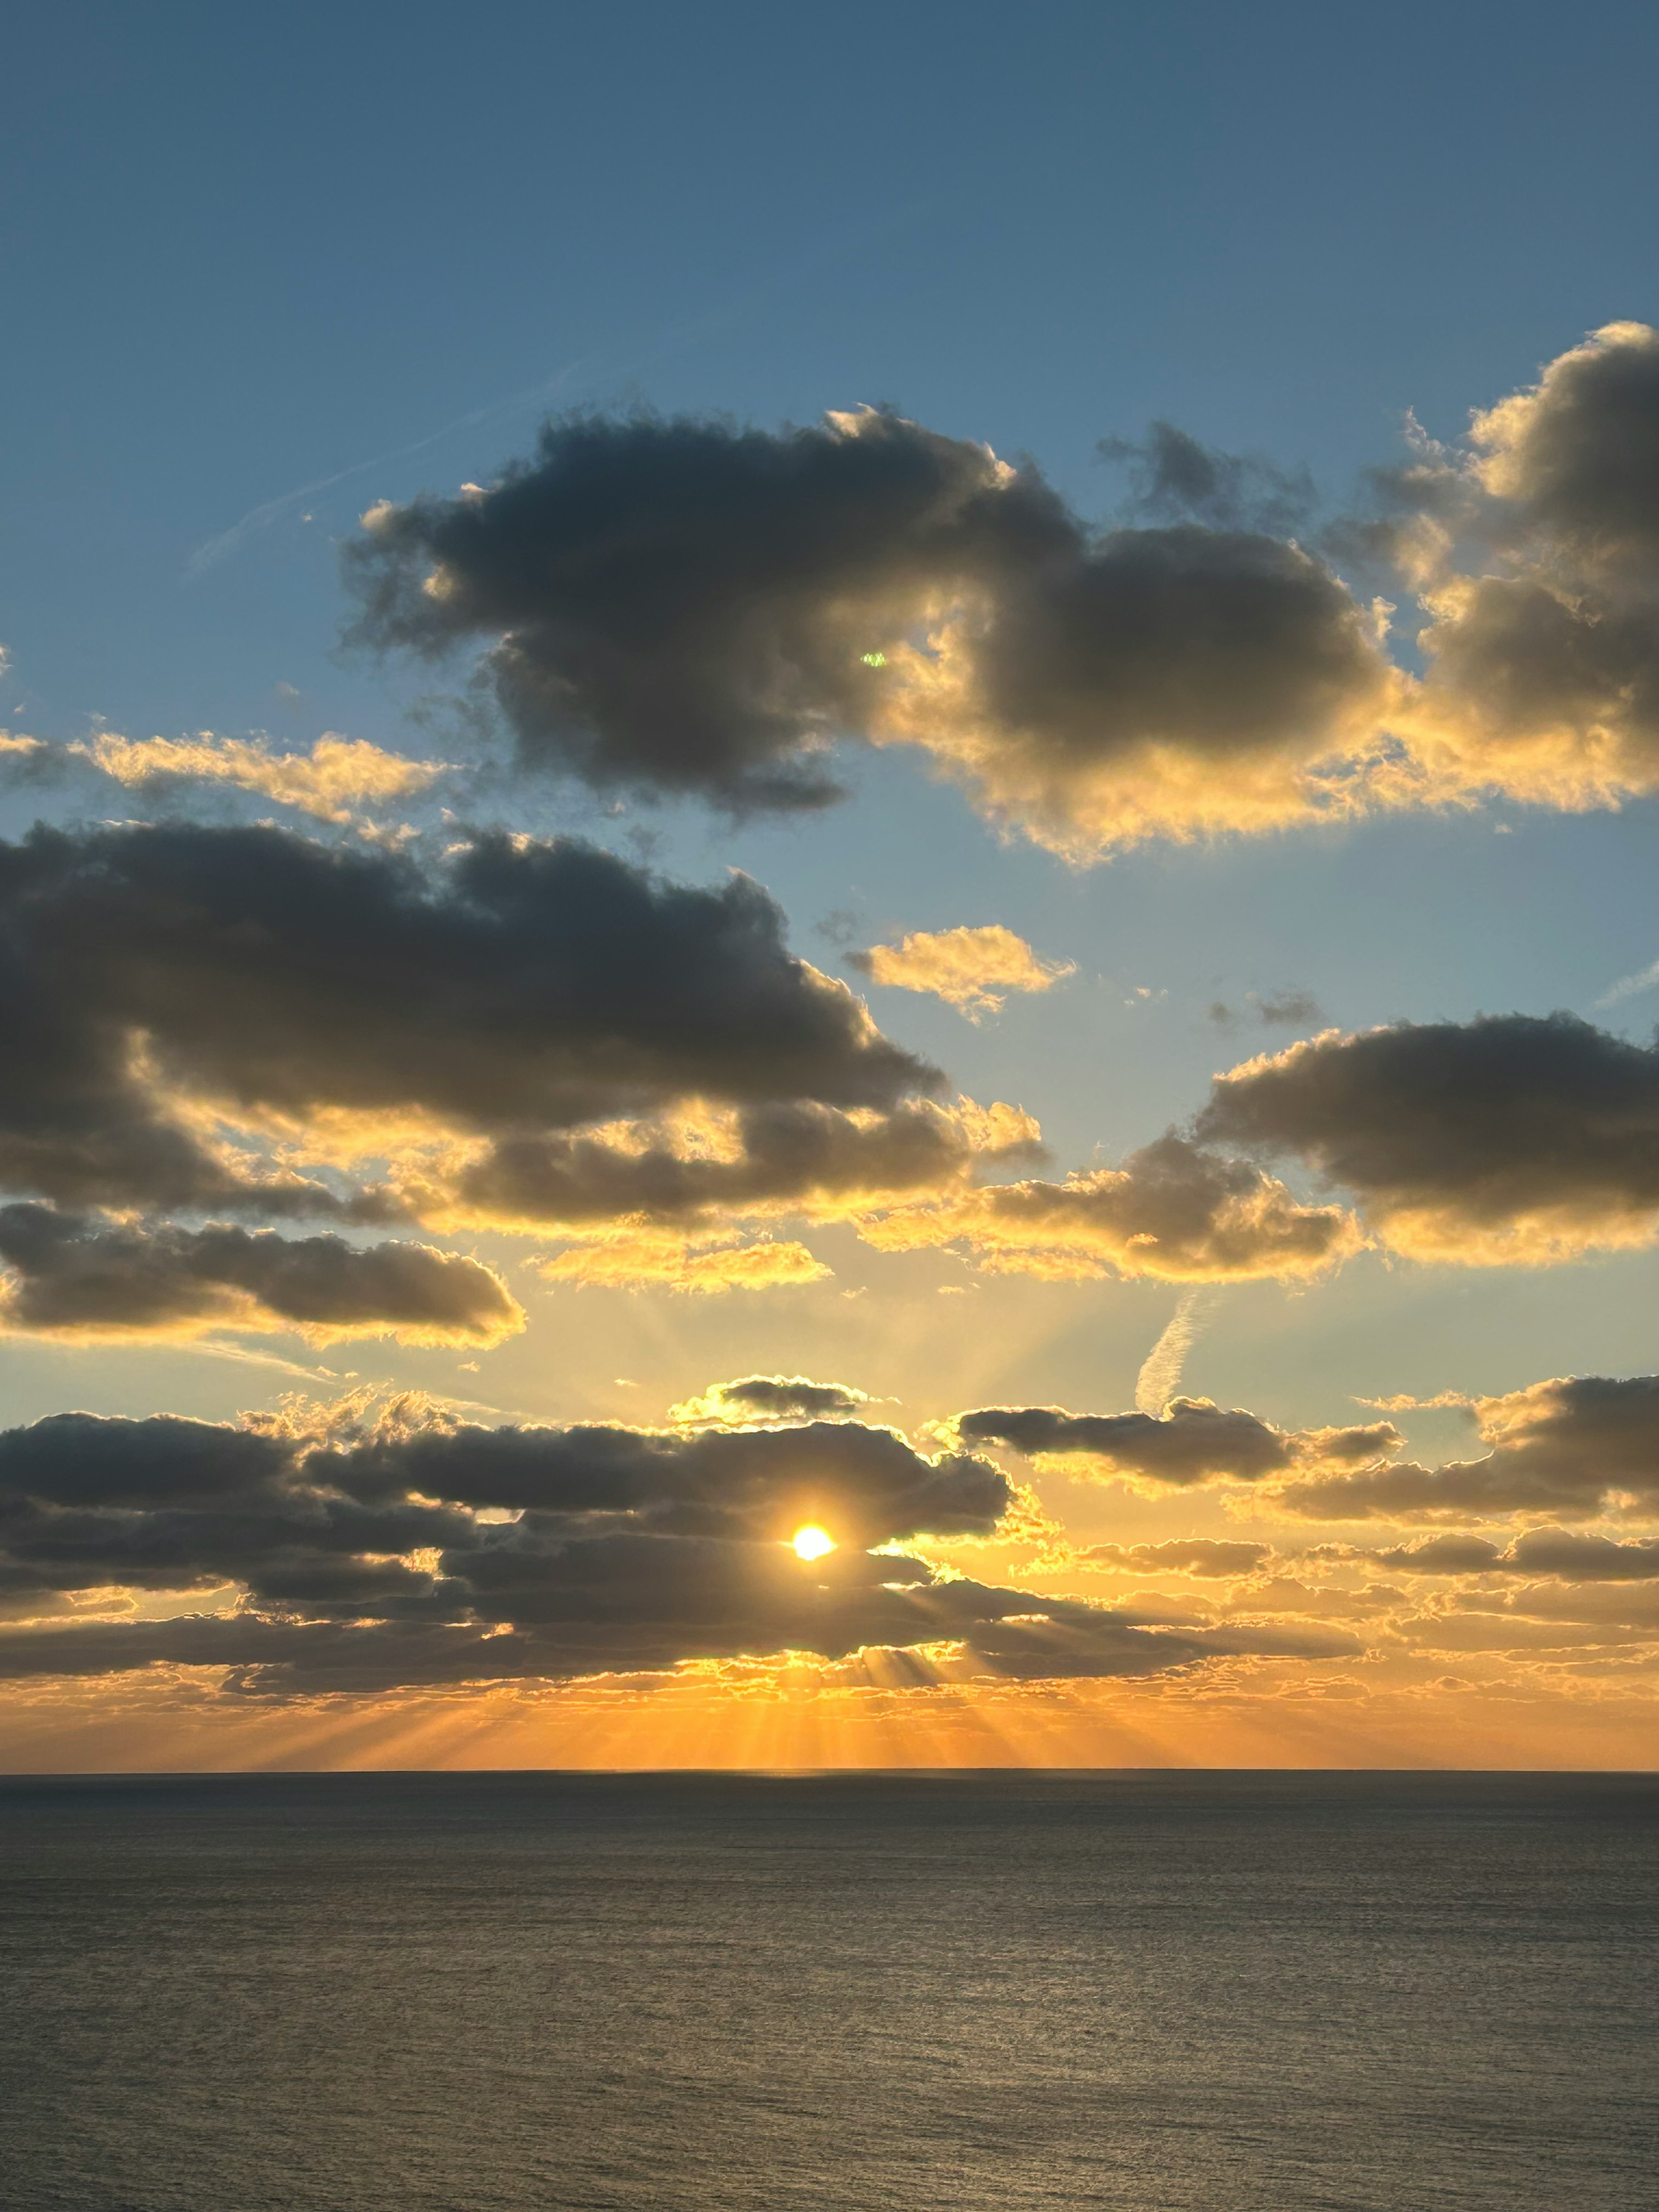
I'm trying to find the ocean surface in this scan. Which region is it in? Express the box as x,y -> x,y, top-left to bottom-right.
0,1771 -> 1654,2212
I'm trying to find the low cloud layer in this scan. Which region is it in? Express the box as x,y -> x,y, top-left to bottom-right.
1079,1538 -> 1272,1577
954,1396 -> 1395,1488
668,1375 -> 871,1425
849,924 -> 1075,1018
0,820 -> 934,1221
0,1400 -> 1348,1690
860,1134 -> 1360,1282
0,1204 -> 521,1345
1201,1013 -> 1659,1262
1379,1529 -> 1659,1579
960,1369 -> 1659,1526
1277,1373 -> 1659,1522
445,1098 -> 1040,1236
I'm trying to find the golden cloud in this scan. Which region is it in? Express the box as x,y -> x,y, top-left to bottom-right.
856,1134 -> 1361,1283
849,923 -> 1075,1018
75,731 -> 450,822
533,1226 -> 830,1293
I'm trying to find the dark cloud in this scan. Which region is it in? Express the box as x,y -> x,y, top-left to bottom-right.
1199,1012 -> 1659,1261
1375,1534 -> 1505,1575
453,1097 -> 1037,1230
954,1396 -> 1399,1494
339,340 -> 1659,852
0,1203 -> 521,1344
955,1398 -> 1295,1485
0,1585 -> 1356,1695
345,407 -> 1396,854
318,1416 -> 1010,1548
1252,988 -> 1322,1026
0,820 -> 934,1218
1099,423 -> 1317,537
1348,322 -> 1659,814
1380,1529 -> 1659,1579
671,1374 -> 870,1425
1274,1373 -> 1659,1522
1207,988 -> 1323,1031
1080,1538 -> 1271,1577
343,407 -> 1023,810
0,1402 -> 1354,1691
858,1132 -> 1361,1283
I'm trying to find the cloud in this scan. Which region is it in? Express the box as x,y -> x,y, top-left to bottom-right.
847,924 -> 1074,1017
73,732 -> 451,823
1207,988 -> 1325,1030
445,1097 -> 1041,1234
332,342 -> 1659,855
343,406 -> 1013,812
1347,322 -> 1659,816
0,1203 -> 522,1345
1100,421 -> 1318,537
1078,1538 -> 1271,1578
0,1586 -> 1357,1693
1379,1529 -> 1659,1579
0,820 -> 935,1220
533,1227 -> 830,1293
952,1396 -> 1397,1489
1135,1285 -> 1213,1414
1274,1372 -> 1659,1522
1595,955 -> 1659,1010
1200,1012 -> 1659,1262
858,1133 -> 1360,1282
344,407 -> 1402,854
0,1399 -> 1360,1690
669,1375 -> 870,1425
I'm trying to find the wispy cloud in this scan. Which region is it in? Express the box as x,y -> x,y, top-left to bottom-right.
1135,1286 -> 1214,1414
185,360 -> 591,575
1594,957 -> 1659,1010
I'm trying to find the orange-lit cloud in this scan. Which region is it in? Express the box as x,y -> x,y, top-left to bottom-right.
1200,1012 -> 1659,1264
1272,1372 -> 1659,1522
0,1203 -> 521,1346
857,1134 -> 1360,1282
668,1375 -> 871,1425
849,924 -> 1075,1018
73,730 -> 450,822
953,1395 -> 1397,1491
533,1226 -> 829,1293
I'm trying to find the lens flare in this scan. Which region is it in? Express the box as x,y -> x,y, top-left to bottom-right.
791,1526 -> 835,1561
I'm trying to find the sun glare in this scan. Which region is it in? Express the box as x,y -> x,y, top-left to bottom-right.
791,1526 -> 836,1561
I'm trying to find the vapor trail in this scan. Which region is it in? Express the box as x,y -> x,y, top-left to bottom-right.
1135,1287 -> 1214,1415
184,360 -> 591,575
184,191 -> 947,579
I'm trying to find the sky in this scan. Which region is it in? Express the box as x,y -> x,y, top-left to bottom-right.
3,0 -> 1659,1768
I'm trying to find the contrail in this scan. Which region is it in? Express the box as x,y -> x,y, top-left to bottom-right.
184,188 -> 950,580
1594,956 -> 1659,1011
1135,1287 -> 1214,1415
184,359 -> 592,575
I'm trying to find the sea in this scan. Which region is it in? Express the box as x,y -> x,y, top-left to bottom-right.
0,1770 -> 1653,2212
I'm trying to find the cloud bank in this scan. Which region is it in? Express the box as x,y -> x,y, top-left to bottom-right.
0,1401 -> 1347,1691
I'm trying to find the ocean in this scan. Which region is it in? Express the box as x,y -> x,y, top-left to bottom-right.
0,1771 -> 1653,2211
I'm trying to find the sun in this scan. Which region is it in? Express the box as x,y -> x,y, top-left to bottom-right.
791,1526 -> 836,1561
